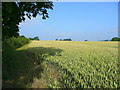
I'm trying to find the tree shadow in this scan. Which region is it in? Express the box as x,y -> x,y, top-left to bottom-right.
2,44 -> 63,88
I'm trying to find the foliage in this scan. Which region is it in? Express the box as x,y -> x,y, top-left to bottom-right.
34,37 -> 40,40
29,37 -> 40,40
59,38 -> 72,41
2,36 -> 31,88
59,39 -> 62,41
63,38 -> 72,41
2,2 -> 53,40
104,40 -> 110,41
111,37 -> 120,41
5,36 -> 30,48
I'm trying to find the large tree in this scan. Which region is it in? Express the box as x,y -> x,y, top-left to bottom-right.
111,37 -> 120,41
2,1 -> 53,40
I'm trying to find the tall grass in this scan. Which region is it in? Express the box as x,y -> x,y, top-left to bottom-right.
2,36 -> 31,88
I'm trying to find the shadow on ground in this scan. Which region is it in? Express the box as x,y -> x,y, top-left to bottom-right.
2,43 -> 63,88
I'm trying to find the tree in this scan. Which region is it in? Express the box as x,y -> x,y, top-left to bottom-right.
56,39 -> 58,41
111,37 -> 120,41
85,40 -> 88,41
59,39 -> 62,41
20,35 -> 25,38
63,38 -> 72,41
104,40 -> 109,41
2,1 -> 53,40
34,37 -> 39,40
29,37 -> 40,40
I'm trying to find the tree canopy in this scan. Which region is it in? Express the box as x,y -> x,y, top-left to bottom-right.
2,1 -> 53,40
58,38 -> 72,41
29,36 -> 40,40
63,38 -> 72,41
111,37 -> 120,41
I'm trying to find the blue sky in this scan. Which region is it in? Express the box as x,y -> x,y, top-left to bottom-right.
19,2 -> 118,41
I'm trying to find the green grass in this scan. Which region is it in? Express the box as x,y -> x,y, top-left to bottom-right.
3,41 -> 119,88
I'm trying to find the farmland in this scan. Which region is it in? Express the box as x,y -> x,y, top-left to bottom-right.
17,41 -> 119,88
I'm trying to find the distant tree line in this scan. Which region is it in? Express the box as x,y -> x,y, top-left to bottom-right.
55,37 -> 120,41
56,38 -> 72,41
111,37 -> 120,41
29,37 -> 40,40
100,37 -> 120,41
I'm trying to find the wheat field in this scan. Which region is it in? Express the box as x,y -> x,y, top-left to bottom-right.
18,41 -> 119,88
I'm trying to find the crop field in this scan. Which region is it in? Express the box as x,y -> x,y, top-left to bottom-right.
18,41 -> 119,88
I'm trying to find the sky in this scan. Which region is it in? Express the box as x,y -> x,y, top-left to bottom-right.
51,0 -> 119,2
19,2 -> 118,41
